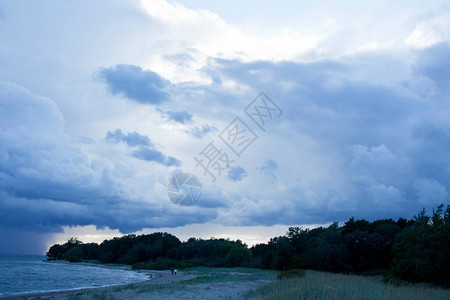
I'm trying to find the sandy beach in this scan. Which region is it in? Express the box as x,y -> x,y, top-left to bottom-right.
1,263 -> 276,300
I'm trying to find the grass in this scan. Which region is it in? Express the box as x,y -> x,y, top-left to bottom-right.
246,270 -> 450,300
45,267 -> 450,300
182,266 -> 278,279
277,269 -> 306,280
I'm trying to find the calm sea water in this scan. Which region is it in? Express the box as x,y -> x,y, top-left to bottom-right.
0,255 -> 150,297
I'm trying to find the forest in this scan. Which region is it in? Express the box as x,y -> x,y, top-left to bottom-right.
47,204 -> 450,287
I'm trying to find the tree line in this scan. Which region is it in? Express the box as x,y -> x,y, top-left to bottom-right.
47,204 -> 449,286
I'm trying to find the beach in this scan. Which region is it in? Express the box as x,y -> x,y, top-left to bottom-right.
1,263 -> 276,300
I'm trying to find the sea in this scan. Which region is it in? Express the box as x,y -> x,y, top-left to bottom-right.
0,255 -> 150,297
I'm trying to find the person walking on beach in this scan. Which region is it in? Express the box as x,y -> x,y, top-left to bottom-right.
174,269 -> 177,275
171,267 -> 174,275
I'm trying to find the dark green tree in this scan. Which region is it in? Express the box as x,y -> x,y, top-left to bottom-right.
64,246 -> 83,262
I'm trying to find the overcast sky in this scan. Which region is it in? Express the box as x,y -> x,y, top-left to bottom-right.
1,0 -> 450,254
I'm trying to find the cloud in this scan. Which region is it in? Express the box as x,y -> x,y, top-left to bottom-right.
187,124 -> 217,139
162,110 -> 193,124
132,148 -> 181,167
260,159 -> 278,179
0,82 -> 110,232
106,129 -> 181,167
5,42 -> 450,245
163,53 -> 195,67
367,184 -> 404,211
0,82 -> 212,241
0,82 -> 100,205
99,64 -> 171,104
228,166 -> 246,181
106,129 -> 151,147
0,81 -> 64,137
2,0 -> 450,254
414,178 -> 448,205
139,0 -> 319,62
195,185 -> 229,208
348,144 -> 405,187
200,43 -> 450,223
261,159 -> 278,172
412,42 -> 450,93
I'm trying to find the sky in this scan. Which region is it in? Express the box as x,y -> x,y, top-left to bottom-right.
1,0 -> 450,254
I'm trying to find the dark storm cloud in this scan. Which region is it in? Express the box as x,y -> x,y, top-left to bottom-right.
0,82 -> 212,247
99,45 -> 450,224
2,40 -> 450,254
207,44 -> 449,223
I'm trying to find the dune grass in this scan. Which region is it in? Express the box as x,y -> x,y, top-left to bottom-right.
246,270 -> 450,300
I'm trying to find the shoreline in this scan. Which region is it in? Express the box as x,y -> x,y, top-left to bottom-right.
46,259 -> 135,270
0,260 -> 171,300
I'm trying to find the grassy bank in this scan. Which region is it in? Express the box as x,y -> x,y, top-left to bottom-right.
247,270 -> 450,300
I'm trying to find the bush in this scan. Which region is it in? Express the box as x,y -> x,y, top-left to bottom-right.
277,269 -> 306,280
